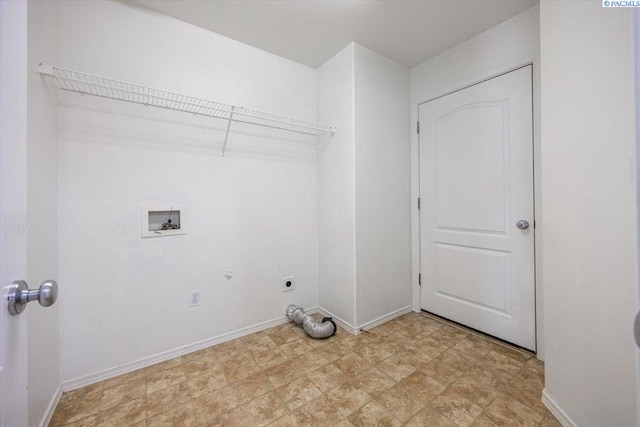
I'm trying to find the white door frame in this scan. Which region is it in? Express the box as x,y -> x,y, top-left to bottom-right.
634,9 -> 640,422
410,56 -> 544,359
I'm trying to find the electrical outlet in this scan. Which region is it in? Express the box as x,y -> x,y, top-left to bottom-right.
282,276 -> 295,293
189,290 -> 201,307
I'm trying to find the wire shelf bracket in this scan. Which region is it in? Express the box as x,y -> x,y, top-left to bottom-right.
39,63 -> 336,154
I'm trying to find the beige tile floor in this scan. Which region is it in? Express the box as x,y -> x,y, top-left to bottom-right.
50,312 -> 561,427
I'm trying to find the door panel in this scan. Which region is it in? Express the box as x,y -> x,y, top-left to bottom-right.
435,244 -> 510,314
0,1 -> 29,425
435,101 -> 508,233
419,65 -> 535,350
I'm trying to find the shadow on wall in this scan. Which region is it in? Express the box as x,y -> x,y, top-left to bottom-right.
58,92 -> 322,165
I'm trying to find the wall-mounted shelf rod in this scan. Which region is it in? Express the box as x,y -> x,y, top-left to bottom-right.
38,64 -> 336,152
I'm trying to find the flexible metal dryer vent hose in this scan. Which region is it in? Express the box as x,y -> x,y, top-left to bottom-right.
286,305 -> 337,339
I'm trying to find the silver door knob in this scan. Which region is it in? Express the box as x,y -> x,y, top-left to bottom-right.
7,279 -> 58,316
635,311 -> 640,348
516,219 -> 530,230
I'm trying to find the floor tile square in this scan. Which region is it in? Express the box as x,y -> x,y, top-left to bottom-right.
447,374 -> 498,408
277,377 -> 323,410
146,365 -> 187,394
294,395 -> 345,427
334,353 -> 371,377
186,365 -> 228,399
94,397 -> 146,427
483,394 -> 544,427
193,385 -> 239,424
430,389 -> 483,427
419,357 -> 464,386
241,390 -> 290,426
405,405 -> 459,427
376,355 -> 416,381
264,359 -> 308,388
146,402 -> 197,427
231,372 -> 274,404
353,368 -> 396,397
146,380 -> 191,418
347,400 -> 402,427
324,381 -> 372,417
222,354 -> 261,383
399,371 -> 447,403
376,383 -> 425,422
99,378 -> 145,411
306,363 -> 349,392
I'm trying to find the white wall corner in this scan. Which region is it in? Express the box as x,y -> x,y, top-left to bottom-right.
317,307 -> 358,335
542,389 -> 578,427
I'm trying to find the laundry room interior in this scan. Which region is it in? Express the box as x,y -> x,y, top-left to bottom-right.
1,1 -> 638,426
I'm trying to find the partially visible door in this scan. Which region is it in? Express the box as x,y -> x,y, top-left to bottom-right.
0,1 -> 29,426
419,65 -> 535,351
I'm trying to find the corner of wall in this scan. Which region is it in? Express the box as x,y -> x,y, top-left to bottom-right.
353,46 -> 412,326
541,389 -> 578,427
316,41 -> 356,326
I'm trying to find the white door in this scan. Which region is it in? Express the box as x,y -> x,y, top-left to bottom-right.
419,65 -> 535,351
1,1 -> 29,426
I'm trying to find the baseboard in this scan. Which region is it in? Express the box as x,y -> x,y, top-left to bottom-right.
62,307 -> 318,392
40,384 -> 62,427
542,388 -> 578,427
357,305 -> 414,332
61,304 -> 418,393
315,305 -> 414,335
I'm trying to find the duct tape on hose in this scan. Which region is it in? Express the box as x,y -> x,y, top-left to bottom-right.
286,304 -> 336,339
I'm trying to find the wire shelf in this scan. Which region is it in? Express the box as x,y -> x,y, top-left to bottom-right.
39,64 -> 335,153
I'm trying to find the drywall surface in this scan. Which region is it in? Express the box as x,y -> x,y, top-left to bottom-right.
316,44 -> 356,326
317,43 -> 412,328
354,45 -> 411,326
58,0 -> 319,383
409,6 -> 541,351
540,1 -> 637,426
27,1 -> 60,422
410,6 -> 539,103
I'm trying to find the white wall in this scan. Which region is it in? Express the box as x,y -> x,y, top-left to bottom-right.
317,44 -> 357,326
409,6 -> 541,352
317,43 -> 411,329
27,1 -> 60,423
410,6 -> 539,102
354,45 -> 411,326
58,0 -> 319,385
540,2 -> 638,426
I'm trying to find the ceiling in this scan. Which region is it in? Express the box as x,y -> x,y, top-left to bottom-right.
134,0 -> 538,69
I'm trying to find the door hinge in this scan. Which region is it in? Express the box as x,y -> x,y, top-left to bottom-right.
418,273 -> 421,285
416,121 -> 420,134
417,197 -> 421,209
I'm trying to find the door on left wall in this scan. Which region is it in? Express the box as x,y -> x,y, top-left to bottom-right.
1,1 -> 60,426
1,2 -> 30,424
